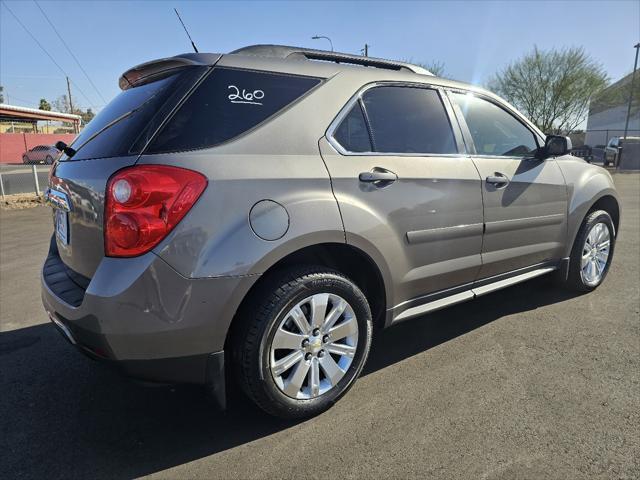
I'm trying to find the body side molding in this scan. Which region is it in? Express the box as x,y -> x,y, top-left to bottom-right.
391,263 -> 558,324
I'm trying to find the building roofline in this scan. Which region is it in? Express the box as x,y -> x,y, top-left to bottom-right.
0,103 -> 82,122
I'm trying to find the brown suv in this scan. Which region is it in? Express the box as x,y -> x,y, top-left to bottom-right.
42,45 -> 620,419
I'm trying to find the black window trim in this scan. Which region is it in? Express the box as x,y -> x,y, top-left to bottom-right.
445,88 -> 545,159
142,66 -> 326,155
326,81 -> 466,157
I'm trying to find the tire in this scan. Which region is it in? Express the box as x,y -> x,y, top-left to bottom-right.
564,210 -> 615,292
45,156 -> 53,165
22,155 -> 30,164
233,266 -> 373,419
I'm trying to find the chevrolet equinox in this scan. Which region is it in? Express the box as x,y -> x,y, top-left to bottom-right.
42,45 -> 620,419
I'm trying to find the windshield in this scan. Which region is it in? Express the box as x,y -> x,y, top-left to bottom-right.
61,66 -> 206,161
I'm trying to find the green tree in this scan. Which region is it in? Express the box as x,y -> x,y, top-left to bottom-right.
39,98 -> 51,111
488,46 -> 608,134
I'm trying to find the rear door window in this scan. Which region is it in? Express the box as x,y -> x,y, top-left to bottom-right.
360,86 -> 457,154
146,68 -> 322,153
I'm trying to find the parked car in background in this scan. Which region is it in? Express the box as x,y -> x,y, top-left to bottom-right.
604,137 -> 621,166
604,136 -> 640,167
22,145 -> 59,164
42,45 -> 620,419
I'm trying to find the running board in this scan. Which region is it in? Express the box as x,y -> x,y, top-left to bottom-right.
391,266 -> 557,324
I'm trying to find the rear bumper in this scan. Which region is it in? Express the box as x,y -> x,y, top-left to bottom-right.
41,236 -> 257,402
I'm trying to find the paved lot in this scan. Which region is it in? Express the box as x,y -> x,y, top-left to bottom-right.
1,174 -> 638,479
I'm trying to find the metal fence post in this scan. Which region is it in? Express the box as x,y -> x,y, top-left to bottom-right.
32,164 -> 41,196
0,173 -> 5,201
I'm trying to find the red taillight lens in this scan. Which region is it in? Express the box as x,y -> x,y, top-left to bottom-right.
105,165 -> 207,257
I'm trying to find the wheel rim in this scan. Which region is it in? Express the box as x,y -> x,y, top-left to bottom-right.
580,222 -> 611,286
269,293 -> 359,400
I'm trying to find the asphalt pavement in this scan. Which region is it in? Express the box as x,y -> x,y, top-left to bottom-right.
0,173 -> 638,479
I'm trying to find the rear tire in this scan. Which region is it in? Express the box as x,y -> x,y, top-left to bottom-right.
45,155 -> 53,165
233,266 -> 372,419
564,210 -> 615,292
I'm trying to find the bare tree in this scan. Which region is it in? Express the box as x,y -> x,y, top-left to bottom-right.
52,94 -> 71,113
416,60 -> 447,78
404,59 -> 448,78
488,46 -> 608,134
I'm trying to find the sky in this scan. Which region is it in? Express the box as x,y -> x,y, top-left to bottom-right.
1,0 -> 639,113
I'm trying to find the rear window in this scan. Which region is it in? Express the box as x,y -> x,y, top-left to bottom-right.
63,66 -> 206,161
146,68 -> 322,153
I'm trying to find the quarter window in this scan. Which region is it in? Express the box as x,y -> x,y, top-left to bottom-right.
147,68 -> 321,153
451,93 -> 538,157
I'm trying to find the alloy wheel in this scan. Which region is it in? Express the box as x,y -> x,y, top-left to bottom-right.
580,222 -> 611,286
269,293 -> 359,399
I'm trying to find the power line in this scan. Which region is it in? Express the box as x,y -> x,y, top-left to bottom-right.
33,0 -> 106,104
3,93 -> 40,106
1,1 -> 97,110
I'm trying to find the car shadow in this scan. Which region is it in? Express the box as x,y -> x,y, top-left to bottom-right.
0,277 -> 580,479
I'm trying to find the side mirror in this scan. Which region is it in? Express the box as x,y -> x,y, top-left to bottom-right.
541,135 -> 572,158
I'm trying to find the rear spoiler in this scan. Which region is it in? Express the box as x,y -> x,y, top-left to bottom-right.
119,53 -> 221,90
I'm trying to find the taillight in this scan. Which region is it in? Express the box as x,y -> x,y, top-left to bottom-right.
105,165 -> 207,257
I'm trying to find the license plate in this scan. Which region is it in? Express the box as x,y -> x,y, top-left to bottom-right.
55,209 -> 69,245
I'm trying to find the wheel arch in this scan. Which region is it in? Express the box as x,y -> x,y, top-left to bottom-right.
224,242 -> 389,351
589,195 -> 620,236
566,191 -> 621,258
562,163 -> 621,258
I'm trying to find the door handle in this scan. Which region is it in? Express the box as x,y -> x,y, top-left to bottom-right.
486,173 -> 509,187
359,169 -> 397,184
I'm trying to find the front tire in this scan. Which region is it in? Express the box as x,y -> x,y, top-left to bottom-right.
233,266 -> 373,419
564,210 -> 615,292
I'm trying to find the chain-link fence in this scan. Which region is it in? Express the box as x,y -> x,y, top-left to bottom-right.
0,164 -> 50,198
570,129 -> 640,167
585,129 -> 640,148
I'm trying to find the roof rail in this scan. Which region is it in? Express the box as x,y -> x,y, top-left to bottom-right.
230,44 -> 433,76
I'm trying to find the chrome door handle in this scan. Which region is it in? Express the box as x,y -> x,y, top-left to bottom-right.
359,169 -> 397,183
486,173 -> 509,187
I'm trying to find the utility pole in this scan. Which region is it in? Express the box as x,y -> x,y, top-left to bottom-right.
66,76 -> 79,133
619,43 -> 640,170
66,76 -> 74,114
362,44 -> 369,57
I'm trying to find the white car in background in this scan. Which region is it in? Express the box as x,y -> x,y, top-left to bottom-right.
22,145 -> 59,165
